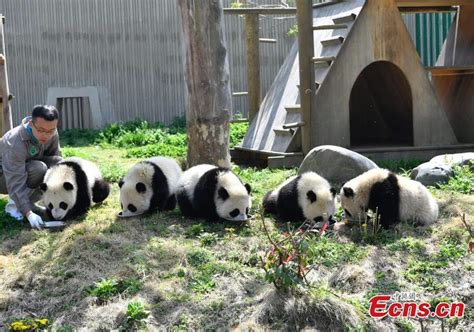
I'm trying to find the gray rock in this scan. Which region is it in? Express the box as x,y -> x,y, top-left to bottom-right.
298,145 -> 378,189
430,152 -> 474,167
410,162 -> 453,187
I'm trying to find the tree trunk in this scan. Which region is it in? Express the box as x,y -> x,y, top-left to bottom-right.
178,0 -> 232,168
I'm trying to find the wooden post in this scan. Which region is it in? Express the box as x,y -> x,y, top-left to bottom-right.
178,0 -> 232,168
296,1 -> 314,154
245,13 -> 260,122
0,14 -> 12,134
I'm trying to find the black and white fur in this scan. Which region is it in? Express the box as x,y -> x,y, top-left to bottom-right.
176,164 -> 251,221
40,157 -> 110,220
118,156 -> 182,217
263,172 -> 337,223
340,168 -> 438,228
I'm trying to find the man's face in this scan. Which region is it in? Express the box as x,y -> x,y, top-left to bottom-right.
30,117 -> 58,145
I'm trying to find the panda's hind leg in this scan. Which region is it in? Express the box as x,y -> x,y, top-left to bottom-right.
92,180 -> 111,203
163,195 -> 177,211
177,192 -> 197,218
262,191 -> 277,215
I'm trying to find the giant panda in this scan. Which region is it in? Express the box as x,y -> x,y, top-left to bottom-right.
263,172 -> 337,224
118,156 -> 182,217
340,168 -> 438,228
40,157 -> 110,220
176,164 -> 251,221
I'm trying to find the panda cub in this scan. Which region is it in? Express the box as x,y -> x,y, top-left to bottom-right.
340,168 -> 438,228
41,157 -> 110,220
176,164 -> 251,221
263,172 -> 337,223
118,156 -> 182,217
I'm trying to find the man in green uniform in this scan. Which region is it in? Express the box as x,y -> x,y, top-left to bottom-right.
0,105 -> 62,229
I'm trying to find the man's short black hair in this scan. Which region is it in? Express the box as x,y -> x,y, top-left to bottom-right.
32,105 -> 59,122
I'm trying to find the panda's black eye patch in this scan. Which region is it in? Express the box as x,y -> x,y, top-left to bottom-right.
136,183 -> 146,193
59,202 -> 68,210
128,204 -> 137,213
229,209 -> 239,218
48,203 -> 53,210
63,182 -> 74,191
218,188 -> 229,201
307,190 -> 317,203
246,207 -> 249,215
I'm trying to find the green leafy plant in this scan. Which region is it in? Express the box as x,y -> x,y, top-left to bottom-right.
438,161 -> 474,194
125,301 -> 149,326
87,277 -> 142,303
287,24 -> 298,37
259,211 -> 317,291
198,232 -> 219,246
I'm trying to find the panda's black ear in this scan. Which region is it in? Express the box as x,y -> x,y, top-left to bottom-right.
40,183 -> 47,191
218,187 -> 229,201
64,182 -> 74,191
136,182 -> 146,193
307,190 -> 317,203
343,187 -> 354,198
118,178 -> 124,188
330,188 -> 337,197
245,183 -> 251,194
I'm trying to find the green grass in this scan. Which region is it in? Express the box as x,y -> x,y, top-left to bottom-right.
387,237 -> 426,254
125,301 -> 149,327
438,162 -> 474,194
307,236 -> 367,268
86,277 -> 142,303
0,120 -> 472,330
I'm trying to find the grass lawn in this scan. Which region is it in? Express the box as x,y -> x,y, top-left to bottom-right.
0,121 -> 472,330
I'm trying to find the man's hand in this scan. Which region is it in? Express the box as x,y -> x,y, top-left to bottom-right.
27,212 -> 44,230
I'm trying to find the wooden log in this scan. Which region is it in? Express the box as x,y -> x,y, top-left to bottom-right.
178,0 -> 232,168
245,14 -> 261,122
296,0 -> 314,154
0,14 -> 12,134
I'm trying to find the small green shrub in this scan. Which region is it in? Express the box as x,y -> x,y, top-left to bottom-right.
185,224 -> 204,238
87,277 -> 143,303
438,162 -> 474,194
387,237 -> 425,254
229,122 -> 248,148
198,232 -> 219,246
125,301 -> 149,325
189,272 -> 216,293
99,163 -> 126,183
186,248 -> 214,267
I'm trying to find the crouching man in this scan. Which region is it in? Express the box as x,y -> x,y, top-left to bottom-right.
0,105 -> 63,229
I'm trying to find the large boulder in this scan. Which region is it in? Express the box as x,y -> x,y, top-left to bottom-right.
298,145 -> 378,189
429,152 -> 474,167
410,162 -> 453,187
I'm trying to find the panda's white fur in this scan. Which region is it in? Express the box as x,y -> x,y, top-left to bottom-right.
41,157 -> 110,220
263,172 -> 336,223
177,164 -> 216,203
118,157 -> 182,217
176,164 -> 251,221
340,168 -> 438,227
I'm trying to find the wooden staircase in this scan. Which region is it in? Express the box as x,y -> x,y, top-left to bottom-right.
235,0 -> 366,166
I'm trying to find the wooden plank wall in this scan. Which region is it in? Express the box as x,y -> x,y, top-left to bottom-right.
0,0 -> 296,127
0,0 -> 451,128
